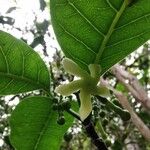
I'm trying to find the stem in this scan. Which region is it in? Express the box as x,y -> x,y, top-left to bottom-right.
66,108 -> 81,121
43,90 -> 53,99
74,91 -> 81,106
66,108 -> 108,149
82,115 -> 108,150
97,120 -> 108,140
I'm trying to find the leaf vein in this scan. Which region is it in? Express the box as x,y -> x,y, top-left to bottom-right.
16,82 -> 29,93
65,50 -> 88,67
34,112 -> 51,150
115,13 -> 150,30
0,72 -> 47,91
67,0 -> 105,37
106,30 -> 150,48
106,0 -> 118,13
59,23 -> 96,55
106,31 -> 150,48
37,69 -> 42,84
0,79 -> 14,93
20,49 -> 25,77
0,46 -> 10,73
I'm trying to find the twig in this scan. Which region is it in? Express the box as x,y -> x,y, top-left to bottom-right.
112,64 -> 150,109
66,108 -> 81,121
66,109 -> 108,149
82,115 -> 108,150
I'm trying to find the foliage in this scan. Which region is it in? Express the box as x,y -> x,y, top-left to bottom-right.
10,97 -> 73,150
0,31 -> 50,95
50,0 -> 150,74
0,0 -> 150,150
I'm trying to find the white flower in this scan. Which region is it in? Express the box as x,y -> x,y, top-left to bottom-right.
55,58 -> 110,121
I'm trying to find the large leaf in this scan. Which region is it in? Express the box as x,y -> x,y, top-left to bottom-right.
50,0 -> 150,74
10,96 -> 73,150
0,30 -> 50,95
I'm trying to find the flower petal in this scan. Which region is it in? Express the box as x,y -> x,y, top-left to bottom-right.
79,89 -> 92,121
88,64 -> 101,80
55,80 -> 82,96
63,58 -> 90,78
94,86 -> 110,98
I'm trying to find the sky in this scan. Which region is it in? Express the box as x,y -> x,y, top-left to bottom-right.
0,0 -> 60,61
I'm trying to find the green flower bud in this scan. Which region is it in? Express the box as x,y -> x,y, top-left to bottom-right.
52,98 -> 58,103
57,116 -> 65,125
99,111 -> 106,118
105,139 -> 111,147
61,101 -> 71,110
63,132 -> 73,142
52,104 -> 58,111
93,104 -> 99,111
103,118 -> 109,126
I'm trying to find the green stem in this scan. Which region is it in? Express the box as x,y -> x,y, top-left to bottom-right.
43,90 -> 53,98
66,108 -> 81,121
97,120 -> 108,140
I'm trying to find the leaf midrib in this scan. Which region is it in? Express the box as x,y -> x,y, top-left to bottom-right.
0,72 -> 48,92
94,0 -> 128,63
34,110 -> 51,150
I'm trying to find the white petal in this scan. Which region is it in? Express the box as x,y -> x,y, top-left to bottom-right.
55,80 -> 82,96
88,64 -> 101,79
63,58 -> 90,78
79,89 -> 92,121
94,86 -> 110,98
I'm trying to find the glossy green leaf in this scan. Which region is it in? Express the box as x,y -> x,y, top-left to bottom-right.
10,96 -> 73,150
0,30 -> 50,95
50,0 -> 150,74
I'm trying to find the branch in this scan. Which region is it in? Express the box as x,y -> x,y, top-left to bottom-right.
66,108 -> 108,149
101,79 -> 150,141
82,115 -> 108,150
112,64 -> 150,109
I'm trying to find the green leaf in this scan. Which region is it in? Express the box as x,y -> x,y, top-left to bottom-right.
10,96 -> 73,150
0,30 -> 50,95
50,0 -> 150,74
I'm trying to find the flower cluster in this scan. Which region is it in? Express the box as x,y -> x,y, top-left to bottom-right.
55,58 -> 110,121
